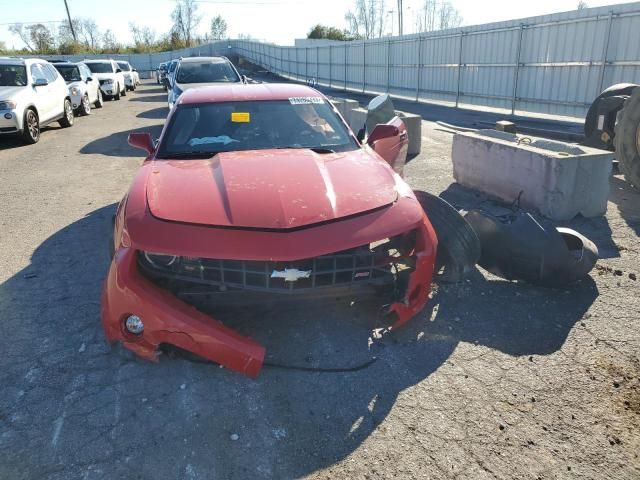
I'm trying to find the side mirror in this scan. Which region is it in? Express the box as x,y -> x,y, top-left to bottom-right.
367,124 -> 400,145
116,68 -> 122,73
33,78 -> 48,87
86,76 -> 93,82
356,126 -> 366,143
132,68 -> 137,72
128,132 -> 155,155
241,75 -> 248,84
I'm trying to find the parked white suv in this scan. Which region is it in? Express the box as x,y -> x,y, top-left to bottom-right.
52,61 -> 103,115
116,61 -> 139,91
0,57 -> 74,144
84,59 -> 126,100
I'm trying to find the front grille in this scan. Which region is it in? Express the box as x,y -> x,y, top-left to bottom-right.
138,234 -> 415,295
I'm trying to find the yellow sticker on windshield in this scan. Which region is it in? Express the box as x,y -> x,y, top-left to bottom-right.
231,112 -> 250,123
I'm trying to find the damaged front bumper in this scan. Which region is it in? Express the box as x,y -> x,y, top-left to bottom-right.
101,199 -> 437,378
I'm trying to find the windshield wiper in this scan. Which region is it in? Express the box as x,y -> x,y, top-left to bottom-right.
159,151 -> 218,159
309,147 -> 335,154
272,146 -> 336,153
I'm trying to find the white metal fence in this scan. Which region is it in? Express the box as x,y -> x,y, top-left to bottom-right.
234,3 -> 640,119
34,2 -> 640,119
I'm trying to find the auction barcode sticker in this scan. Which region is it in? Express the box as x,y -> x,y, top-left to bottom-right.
289,97 -> 323,105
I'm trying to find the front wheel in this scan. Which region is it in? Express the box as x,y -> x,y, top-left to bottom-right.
22,109 -> 40,144
80,94 -> 91,116
59,99 -> 74,128
114,85 -> 121,100
94,89 -> 104,108
121,85 -> 127,97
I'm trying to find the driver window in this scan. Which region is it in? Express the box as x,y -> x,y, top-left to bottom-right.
30,64 -> 47,84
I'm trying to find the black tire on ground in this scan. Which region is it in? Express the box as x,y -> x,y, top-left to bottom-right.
114,86 -> 121,100
95,89 -> 104,108
614,87 -> 640,189
584,83 -> 638,146
556,228 -> 599,284
21,108 -> 40,144
414,190 -> 481,283
59,99 -> 74,128
121,85 -> 127,97
79,94 -> 91,116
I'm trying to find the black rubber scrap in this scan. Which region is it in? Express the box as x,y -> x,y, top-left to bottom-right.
414,191 -> 481,283
464,208 -> 599,287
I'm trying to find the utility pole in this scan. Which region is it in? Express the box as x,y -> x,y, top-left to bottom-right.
63,0 -> 77,42
397,0 -> 403,36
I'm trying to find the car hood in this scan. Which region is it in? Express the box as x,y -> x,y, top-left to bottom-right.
0,86 -> 26,101
146,149 -> 398,229
90,72 -> 116,80
176,81 -> 239,92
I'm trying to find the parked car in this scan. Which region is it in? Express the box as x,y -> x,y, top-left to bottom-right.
163,59 -> 179,92
116,61 -> 139,91
52,61 -> 103,115
83,59 -> 126,100
157,62 -> 167,85
0,57 -> 74,144
167,56 -> 244,109
102,83 -> 436,378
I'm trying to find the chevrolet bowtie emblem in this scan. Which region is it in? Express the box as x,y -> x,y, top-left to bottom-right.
271,268 -> 312,282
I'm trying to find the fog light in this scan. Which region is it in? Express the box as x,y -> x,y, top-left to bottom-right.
3,113 -> 11,119
124,315 -> 144,335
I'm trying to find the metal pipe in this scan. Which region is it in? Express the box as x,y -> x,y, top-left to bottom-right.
511,24 -> 525,115
344,44 -> 348,91
455,32 -> 464,108
415,36 -> 422,102
386,40 -> 391,93
597,11 -> 614,95
362,41 -> 366,93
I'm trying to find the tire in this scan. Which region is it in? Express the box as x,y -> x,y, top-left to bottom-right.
614,87 -> 640,189
94,89 -> 104,108
59,99 -> 74,128
113,86 -> 120,100
121,85 -> 127,97
79,94 -> 91,116
414,190 -> 481,283
21,108 -> 40,144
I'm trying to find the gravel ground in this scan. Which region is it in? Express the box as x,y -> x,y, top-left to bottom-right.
0,80 -> 639,480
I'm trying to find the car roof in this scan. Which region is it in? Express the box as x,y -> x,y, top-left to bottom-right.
179,56 -> 228,64
84,59 -> 113,63
179,83 -> 324,105
0,57 -> 46,66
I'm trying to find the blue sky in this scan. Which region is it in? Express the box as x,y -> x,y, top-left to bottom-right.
0,0 -> 635,48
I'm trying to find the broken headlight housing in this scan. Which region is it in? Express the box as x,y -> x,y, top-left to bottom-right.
143,252 -> 178,268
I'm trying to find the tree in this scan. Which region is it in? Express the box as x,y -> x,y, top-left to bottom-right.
8,23 -> 35,52
416,0 -> 462,32
307,24 -> 354,41
577,1 -> 588,9
171,0 -> 201,47
210,15 -> 227,40
102,29 -> 120,53
130,22 -> 157,51
345,0 -> 387,39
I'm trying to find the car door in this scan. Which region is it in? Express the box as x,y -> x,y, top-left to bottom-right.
30,63 -> 56,122
44,64 -> 67,116
367,116 -> 409,175
81,64 -> 98,102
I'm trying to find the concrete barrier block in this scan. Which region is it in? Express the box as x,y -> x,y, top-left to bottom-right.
347,107 -> 368,134
452,130 -> 614,220
396,111 -> 422,156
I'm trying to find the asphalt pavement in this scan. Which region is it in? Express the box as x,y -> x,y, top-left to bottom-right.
0,80 -> 639,480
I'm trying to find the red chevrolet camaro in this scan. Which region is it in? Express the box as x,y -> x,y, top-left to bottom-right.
101,83 -> 437,377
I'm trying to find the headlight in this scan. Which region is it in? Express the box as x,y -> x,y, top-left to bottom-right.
143,252 -> 178,268
70,87 -> 79,96
0,100 -> 17,110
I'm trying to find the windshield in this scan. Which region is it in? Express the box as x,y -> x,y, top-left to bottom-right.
117,62 -> 131,72
53,65 -> 81,82
176,61 -> 239,84
85,63 -> 113,73
0,65 -> 27,86
157,99 -> 358,158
